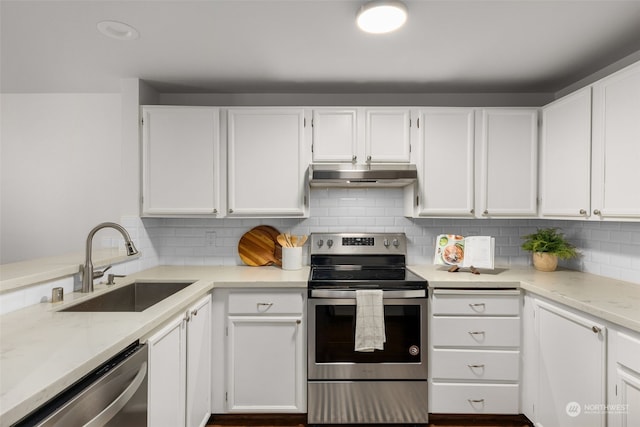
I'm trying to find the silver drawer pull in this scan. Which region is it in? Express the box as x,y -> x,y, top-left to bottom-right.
467,364 -> 485,369
592,326 -> 602,334
257,302 -> 273,308
468,331 -> 485,335
469,303 -> 486,311
468,399 -> 485,403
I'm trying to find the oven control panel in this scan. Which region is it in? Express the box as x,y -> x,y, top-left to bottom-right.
310,233 -> 407,255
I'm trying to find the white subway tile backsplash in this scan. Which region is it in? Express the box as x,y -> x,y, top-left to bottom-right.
111,188 -> 640,286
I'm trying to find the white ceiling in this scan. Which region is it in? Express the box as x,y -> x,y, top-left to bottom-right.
2,0 -> 640,94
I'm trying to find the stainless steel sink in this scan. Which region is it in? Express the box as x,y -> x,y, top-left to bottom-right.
61,281 -> 195,312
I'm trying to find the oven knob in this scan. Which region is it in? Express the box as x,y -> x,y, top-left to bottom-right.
327,239 -> 333,248
317,239 -> 324,248
392,239 -> 400,248
383,239 -> 390,248
409,345 -> 420,356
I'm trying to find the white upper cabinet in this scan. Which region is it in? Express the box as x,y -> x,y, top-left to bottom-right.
591,61 -> 640,220
478,108 -> 538,217
365,108 -> 412,163
310,107 -> 412,164
141,106 -> 221,217
415,108 -> 475,217
311,108 -> 358,163
540,87 -> 592,218
227,108 -> 309,217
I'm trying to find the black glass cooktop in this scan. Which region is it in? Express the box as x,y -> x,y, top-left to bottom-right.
308,255 -> 426,289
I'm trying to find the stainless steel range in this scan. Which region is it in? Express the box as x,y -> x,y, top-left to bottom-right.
307,233 -> 429,425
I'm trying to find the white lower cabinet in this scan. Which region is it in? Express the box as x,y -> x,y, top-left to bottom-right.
609,328 -> 640,427
216,289 -> 306,413
429,289 -> 521,414
148,294 -> 212,427
524,295 -> 606,427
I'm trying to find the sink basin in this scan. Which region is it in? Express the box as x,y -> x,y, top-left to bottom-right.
61,281 -> 195,312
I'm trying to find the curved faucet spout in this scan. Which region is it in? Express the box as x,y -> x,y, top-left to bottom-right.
82,222 -> 139,293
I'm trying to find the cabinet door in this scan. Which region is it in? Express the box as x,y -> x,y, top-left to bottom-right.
365,108 -> 411,163
142,106 -> 220,216
540,88 -> 592,218
148,314 -> 187,427
186,295 -> 212,427
227,109 -> 308,217
417,108 -> 475,216
312,109 -> 358,163
611,331 -> 640,427
479,109 -> 538,217
615,368 -> 640,427
535,299 -> 606,427
227,316 -> 305,412
591,62 -> 640,219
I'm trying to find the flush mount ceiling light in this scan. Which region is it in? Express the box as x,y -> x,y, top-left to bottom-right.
356,1 -> 407,34
97,20 -> 140,41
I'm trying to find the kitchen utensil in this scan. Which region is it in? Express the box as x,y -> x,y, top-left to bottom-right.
238,226 -> 281,266
277,234 -> 290,248
297,235 -> 308,246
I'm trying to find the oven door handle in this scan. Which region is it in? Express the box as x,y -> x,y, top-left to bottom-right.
310,289 -> 426,299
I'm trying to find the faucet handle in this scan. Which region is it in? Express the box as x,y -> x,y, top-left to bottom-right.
93,265 -> 112,279
106,273 -> 126,285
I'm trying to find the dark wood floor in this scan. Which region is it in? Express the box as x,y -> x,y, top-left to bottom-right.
207,414 -> 534,427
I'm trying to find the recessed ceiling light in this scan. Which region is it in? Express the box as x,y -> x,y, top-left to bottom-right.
356,1 -> 408,34
97,21 -> 140,41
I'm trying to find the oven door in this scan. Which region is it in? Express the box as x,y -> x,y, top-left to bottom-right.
308,293 -> 427,380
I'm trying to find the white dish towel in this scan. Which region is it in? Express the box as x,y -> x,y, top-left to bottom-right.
354,289 -> 386,352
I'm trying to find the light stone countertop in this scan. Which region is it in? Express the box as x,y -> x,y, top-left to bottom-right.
0,265 -> 309,427
2,264 -> 640,426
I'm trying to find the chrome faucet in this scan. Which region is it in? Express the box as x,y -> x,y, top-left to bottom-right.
81,222 -> 139,292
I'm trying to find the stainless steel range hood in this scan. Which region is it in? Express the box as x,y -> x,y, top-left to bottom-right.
309,164 -> 418,187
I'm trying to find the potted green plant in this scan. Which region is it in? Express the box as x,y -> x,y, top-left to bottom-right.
521,227 -> 579,271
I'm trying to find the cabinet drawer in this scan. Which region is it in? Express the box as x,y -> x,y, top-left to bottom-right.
228,291 -> 303,315
431,349 -> 519,380
432,290 -> 520,316
430,382 -> 519,414
431,317 -> 520,347
617,331 -> 640,373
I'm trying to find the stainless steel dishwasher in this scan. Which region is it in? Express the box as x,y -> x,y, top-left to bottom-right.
13,341 -> 148,427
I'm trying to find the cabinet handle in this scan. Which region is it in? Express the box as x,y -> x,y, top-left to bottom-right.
296,319 -> 301,324
367,155 -> 372,162
352,155 -> 357,163
592,326 -> 602,334
467,364 -> 485,369
468,399 -> 485,403
593,209 -> 601,216
192,308 -> 198,317
257,302 -> 273,311
483,210 -> 489,216
468,331 -> 485,335
469,303 -> 485,308
213,209 -> 218,214
579,209 -> 587,215
470,209 -> 475,214
229,208 -> 234,214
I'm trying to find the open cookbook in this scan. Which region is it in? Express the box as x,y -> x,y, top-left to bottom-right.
434,234 -> 495,269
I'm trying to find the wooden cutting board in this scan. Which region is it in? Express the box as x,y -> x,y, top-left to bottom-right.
238,226 -> 282,266
253,225 -> 282,262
